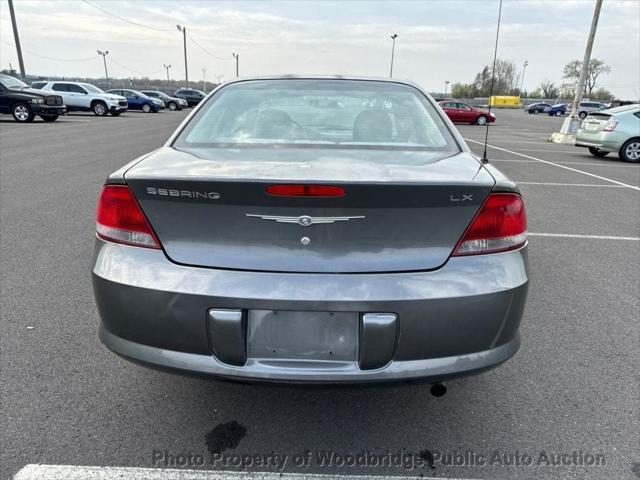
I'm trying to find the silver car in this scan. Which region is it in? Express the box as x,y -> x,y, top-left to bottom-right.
575,100 -> 607,119
92,76 -> 529,385
35,81 -> 127,116
575,104 -> 640,162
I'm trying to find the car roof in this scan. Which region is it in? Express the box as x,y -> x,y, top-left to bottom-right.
210,75 -> 424,90
603,103 -> 640,114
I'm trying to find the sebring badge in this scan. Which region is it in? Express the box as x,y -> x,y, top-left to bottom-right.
146,187 -> 220,200
246,214 -> 365,226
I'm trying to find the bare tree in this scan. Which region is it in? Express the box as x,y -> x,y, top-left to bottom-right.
451,82 -> 472,98
493,59 -> 517,95
470,60 -> 518,96
590,87 -> 614,102
562,58 -> 611,96
472,66 -> 491,96
539,80 -> 559,99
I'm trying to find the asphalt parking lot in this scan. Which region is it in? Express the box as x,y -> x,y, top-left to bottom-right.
1,109 -> 638,480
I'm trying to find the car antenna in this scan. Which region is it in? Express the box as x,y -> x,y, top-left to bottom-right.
481,0 -> 503,164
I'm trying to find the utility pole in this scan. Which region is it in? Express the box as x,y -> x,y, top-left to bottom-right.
389,34 -> 398,78
176,25 -> 188,88
7,0 -> 26,79
519,60 -> 528,95
444,80 -> 450,96
570,0 -> 603,118
232,52 -> 239,77
552,0 -> 603,142
163,64 -> 171,83
97,50 -> 109,88
202,69 -> 206,92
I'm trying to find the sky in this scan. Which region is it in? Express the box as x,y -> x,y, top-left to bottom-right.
1,0 -> 639,98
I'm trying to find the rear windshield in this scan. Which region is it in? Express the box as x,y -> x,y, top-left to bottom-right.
173,79 -> 458,153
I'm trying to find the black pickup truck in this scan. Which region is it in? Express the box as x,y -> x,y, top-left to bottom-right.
0,74 -> 66,122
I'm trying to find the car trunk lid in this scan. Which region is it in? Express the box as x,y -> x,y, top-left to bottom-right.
125,147 -> 496,273
582,112 -> 611,133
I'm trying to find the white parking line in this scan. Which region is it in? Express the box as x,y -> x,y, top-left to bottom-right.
491,159 -> 640,168
12,464 -> 466,480
463,139 -> 549,144
529,233 -> 639,241
516,182 -> 626,188
464,138 -> 640,191
508,148 -> 585,154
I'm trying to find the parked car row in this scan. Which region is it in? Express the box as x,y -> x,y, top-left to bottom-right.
526,102 -> 567,116
526,101 -> 608,118
0,74 -> 207,122
140,90 -> 188,111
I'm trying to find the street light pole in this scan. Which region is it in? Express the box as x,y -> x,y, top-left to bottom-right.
232,52 -> 239,77
202,69 -> 206,93
7,0 -> 26,79
444,80 -> 450,96
176,25 -> 188,88
163,64 -> 171,83
389,34 -> 398,78
519,60 -> 528,95
97,50 -> 109,88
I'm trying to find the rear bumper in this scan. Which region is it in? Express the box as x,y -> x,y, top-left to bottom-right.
92,240 -> 529,384
575,131 -> 622,152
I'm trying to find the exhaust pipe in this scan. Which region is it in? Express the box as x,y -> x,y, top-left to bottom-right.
430,383 -> 447,397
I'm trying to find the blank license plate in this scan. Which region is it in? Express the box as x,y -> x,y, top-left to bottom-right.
247,310 -> 358,361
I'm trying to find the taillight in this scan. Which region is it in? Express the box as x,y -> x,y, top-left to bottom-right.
603,118 -> 618,132
96,185 -> 160,249
453,193 -> 527,256
266,185 -> 345,197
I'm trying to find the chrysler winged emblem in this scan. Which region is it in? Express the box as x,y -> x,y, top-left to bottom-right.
246,214 -> 365,226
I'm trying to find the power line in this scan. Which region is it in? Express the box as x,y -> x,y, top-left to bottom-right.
187,33 -> 232,61
81,0 -> 232,66
108,55 -> 164,76
1,40 -> 96,62
81,0 -> 174,32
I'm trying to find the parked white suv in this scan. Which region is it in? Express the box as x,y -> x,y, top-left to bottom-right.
31,81 -> 127,116
576,101 -> 607,119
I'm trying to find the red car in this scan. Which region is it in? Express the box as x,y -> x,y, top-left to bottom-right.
438,100 -> 496,125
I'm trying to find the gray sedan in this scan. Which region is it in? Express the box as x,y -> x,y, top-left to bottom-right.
140,90 -> 188,111
92,76 -> 529,386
